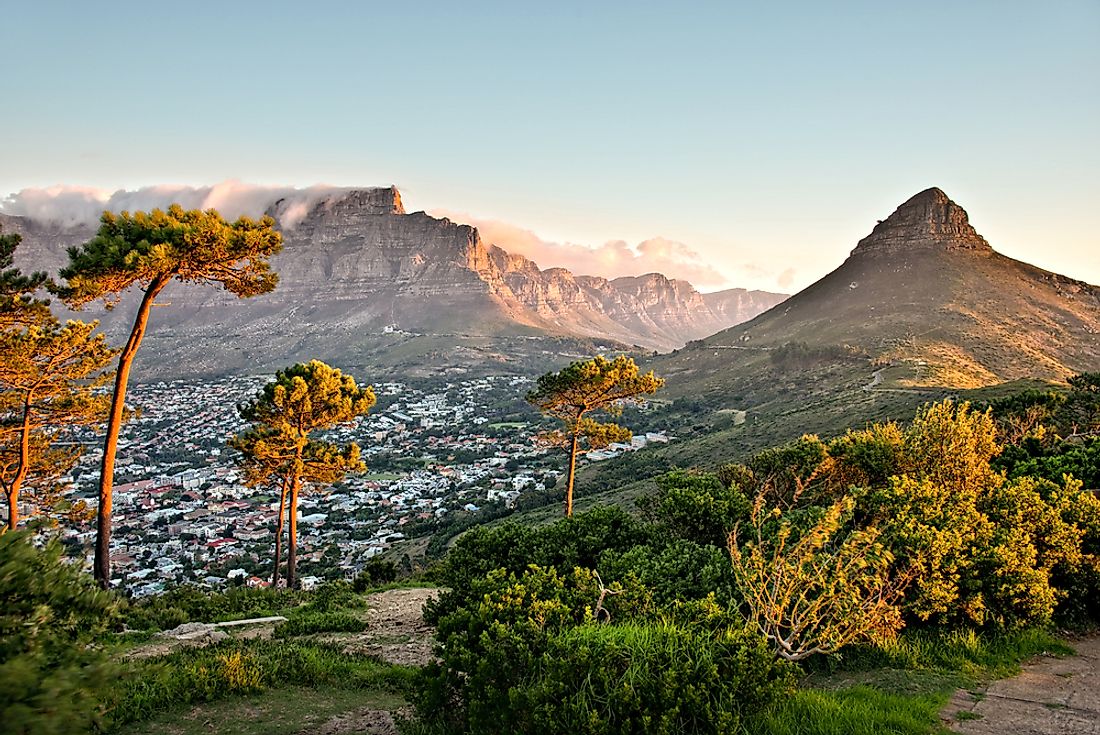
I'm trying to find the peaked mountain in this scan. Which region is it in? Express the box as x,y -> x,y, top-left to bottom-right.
602,187 -> 1100,482
0,187 -> 785,379
664,187 -> 1099,392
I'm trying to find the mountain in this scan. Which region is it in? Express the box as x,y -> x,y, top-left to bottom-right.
566,187 -> 1100,490
0,187 -> 785,379
663,187 -> 1099,392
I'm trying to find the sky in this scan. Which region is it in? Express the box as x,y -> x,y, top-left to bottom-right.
1,1 -> 1097,292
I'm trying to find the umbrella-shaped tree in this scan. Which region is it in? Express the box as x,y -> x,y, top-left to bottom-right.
229,360 -> 375,588
59,205 -> 282,587
526,355 -> 663,516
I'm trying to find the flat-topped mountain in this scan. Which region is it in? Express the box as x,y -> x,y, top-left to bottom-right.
1,187 -> 785,379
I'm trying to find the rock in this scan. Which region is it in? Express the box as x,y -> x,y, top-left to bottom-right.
158,622 -> 214,638
157,622 -> 229,643
850,187 -> 992,256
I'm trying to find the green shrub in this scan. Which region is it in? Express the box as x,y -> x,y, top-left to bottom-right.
0,532 -> 122,734
309,580 -> 356,612
353,557 -> 399,592
1001,438 -> 1100,489
514,623 -> 794,735
598,539 -> 735,605
274,611 -> 366,638
431,505 -> 650,614
415,565 -> 653,733
638,470 -> 749,548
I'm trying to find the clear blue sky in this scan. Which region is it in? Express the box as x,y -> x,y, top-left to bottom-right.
1,1 -> 1097,291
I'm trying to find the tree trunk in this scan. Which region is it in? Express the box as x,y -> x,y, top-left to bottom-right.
271,477 -> 289,587
565,432 -> 579,517
5,395 -> 33,531
4,487 -> 15,532
286,474 -> 300,589
94,276 -> 168,589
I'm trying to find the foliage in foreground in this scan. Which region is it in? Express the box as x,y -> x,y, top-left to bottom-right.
0,532 -> 122,735
414,563 -> 790,734
107,640 -> 414,729
512,623 -> 793,735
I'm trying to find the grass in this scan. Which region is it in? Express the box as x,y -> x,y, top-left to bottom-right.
106,639 -> 415,731
113,685 -> 404,735
743,627 -> 1072,735
747,686 -> 949,735
273,610 -> 367,638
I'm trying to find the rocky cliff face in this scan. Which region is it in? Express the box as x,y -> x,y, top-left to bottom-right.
851,187 -> 992,256
2,187 -> 786,378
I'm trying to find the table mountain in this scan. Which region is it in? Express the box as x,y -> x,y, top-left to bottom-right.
1,187 -> 785,379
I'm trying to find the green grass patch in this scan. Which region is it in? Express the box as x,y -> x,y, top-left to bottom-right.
113,685 -> 404,735
274,611 -> 366,638
815,628 -> 1072,686
746,628 -> 1072,735
107,639 -> 415,731
747,685 -> 949,735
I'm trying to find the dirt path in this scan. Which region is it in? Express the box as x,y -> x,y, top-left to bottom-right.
337,587 -> 440,667
944,637 -> 1100,734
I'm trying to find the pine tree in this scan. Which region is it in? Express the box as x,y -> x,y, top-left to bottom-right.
59,206 -> 282,587
0,224 -> 51,329
526,355 -> 663,516
229,361 -> 375,588
0,320 -> 115,530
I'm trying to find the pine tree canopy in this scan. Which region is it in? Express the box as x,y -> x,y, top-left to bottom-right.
58,205 -> 283,308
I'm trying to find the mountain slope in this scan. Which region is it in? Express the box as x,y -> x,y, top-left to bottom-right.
565,188 -> 1100,491
1,187 -> 785,379
665,187 -> 1099,393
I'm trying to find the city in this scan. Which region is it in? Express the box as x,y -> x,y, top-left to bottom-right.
54,373 -> 668,595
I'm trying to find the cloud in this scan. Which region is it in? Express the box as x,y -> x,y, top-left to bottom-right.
0,181 -> 356,229
434,211 -> 731,289
776,267 -> 797,289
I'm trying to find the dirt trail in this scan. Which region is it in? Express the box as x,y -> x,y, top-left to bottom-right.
944,637 -> 1100,734
307,588 -> 440,735
337,587 -> 440,667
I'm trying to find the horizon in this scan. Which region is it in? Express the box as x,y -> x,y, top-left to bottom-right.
1,1 -> 1097,292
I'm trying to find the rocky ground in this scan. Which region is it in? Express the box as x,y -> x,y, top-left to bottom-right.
943,636 -> 1100,734
334,587 -> 440,667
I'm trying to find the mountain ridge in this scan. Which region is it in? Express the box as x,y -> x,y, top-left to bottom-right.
0,187 -> 786,379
